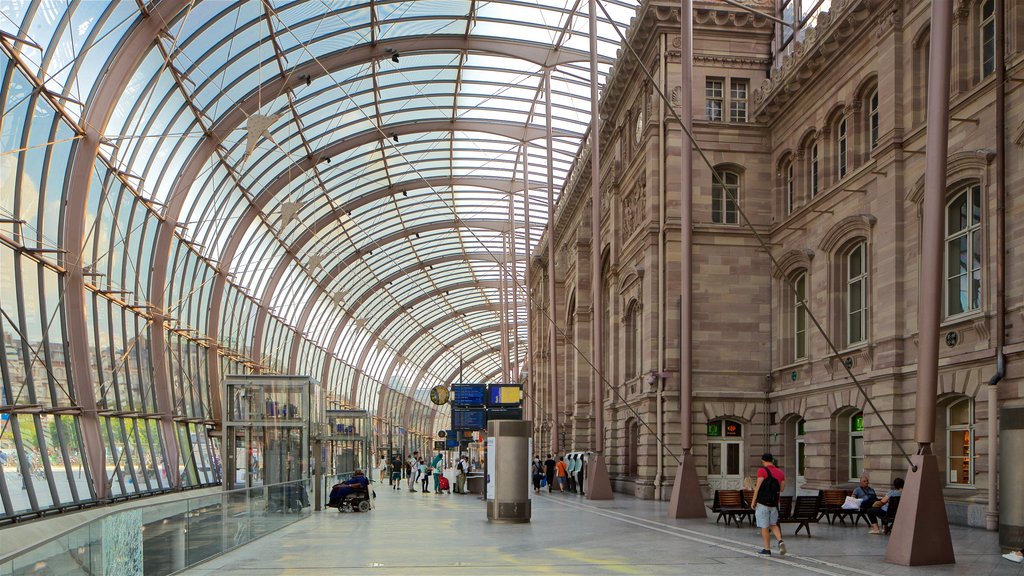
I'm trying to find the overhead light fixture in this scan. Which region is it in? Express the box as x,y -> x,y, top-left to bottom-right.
391,132 -> 399,143
392,52 -> 400,63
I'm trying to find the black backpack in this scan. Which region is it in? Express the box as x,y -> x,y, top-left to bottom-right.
756,465 -> 781,506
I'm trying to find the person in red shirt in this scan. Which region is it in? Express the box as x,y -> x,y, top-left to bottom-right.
751,452 -> 786,556
555,455 -> 569,493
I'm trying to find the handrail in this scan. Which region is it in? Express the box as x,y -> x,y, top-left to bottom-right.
0,478 -> 314,575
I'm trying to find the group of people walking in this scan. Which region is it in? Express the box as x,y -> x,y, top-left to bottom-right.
377,451 -> 472,494
531,454 -> 585,494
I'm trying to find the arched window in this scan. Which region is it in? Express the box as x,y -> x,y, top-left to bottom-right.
809,142 -> 819,198
944,184 -> 982,317
793,272 -> 808,361
712,169 -> 739,224
980,0 -> 996,79
625,301 -> 642,379
836,117 -> 848,180
782,157 -> 795,215
913,27 -> 930,124
946,398 -> 975,486
868,90 -> 879,150
627,418 -> 640,476
845,241 -> 868,346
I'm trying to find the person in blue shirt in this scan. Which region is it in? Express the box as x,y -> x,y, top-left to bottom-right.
430,452 -> 444,494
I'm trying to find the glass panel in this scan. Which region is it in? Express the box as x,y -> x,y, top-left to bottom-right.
851,413 -> 864,432
708,443 -> 721,475
948,399 -> 971,426
797,441 -> 806,476
947,193 -> 967,233
850,435 -> 864,479
725,421 -> 742,437
725,443 -> 740,476
22,414 -> 53,508
849,244 -> 862,277
948,430 -> 971,484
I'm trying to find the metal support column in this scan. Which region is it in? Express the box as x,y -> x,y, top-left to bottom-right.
668,0 -> 705,518
586,0 -> 613,500
545,70 -> 560,455
885,0 -> 955,565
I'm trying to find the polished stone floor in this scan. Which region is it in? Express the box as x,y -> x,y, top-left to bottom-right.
185,482 -> 1022,576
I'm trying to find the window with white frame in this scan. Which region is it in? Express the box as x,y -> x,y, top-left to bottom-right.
706,78 -> 724,121
846,241 -> 868,346
868,90 -> 879,150
809,142 -> 819,198
793,272 -> 807,361
836,117 -> 848,179
980,0 -> 995,79
946,398 -> 974,486
712,170 -> 739,224
784,159 -> 795,215
849,411 -> 864,481
944,184 -> 982,317
730,79 -> 748,122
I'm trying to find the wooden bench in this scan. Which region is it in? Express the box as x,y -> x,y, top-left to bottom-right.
817,489 -> 867,525
779,495 -> 821,536
708,490 -> 752,526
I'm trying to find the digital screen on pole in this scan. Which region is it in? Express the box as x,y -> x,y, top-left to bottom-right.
452,384 -> 487,406
452,408 -> 487,430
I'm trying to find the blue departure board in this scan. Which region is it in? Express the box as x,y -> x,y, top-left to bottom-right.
452,408 -> 486,430
452,384 -> 487,406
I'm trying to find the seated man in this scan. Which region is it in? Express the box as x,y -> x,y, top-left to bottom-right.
330,470 -> 369,501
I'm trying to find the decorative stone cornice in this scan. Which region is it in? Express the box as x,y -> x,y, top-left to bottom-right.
693,54 -> 773,68
602,0 -> 773,115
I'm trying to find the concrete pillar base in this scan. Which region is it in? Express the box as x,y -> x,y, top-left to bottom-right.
585,453 -> 614,500
885,454 -> 955,566
667,453 -> 706,519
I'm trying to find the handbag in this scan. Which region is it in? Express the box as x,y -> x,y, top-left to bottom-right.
540,477 -> 547,487
841,496 -> 863,510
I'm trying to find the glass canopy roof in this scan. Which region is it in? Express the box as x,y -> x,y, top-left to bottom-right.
1,0 -> 639,412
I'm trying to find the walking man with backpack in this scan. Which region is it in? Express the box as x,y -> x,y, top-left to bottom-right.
751,452 -> 786,556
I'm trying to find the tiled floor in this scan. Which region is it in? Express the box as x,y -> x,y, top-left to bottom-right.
185,483 -> 1023,575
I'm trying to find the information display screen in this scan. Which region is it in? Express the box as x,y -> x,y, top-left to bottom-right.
452,408 -> 487,430
452,384 -> 487,406
486,407 -> 522,421
487,384 -> 522,406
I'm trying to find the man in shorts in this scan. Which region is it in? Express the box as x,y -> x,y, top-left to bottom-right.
751,452 -> 786,556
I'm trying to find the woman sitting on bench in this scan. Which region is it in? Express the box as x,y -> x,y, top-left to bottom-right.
865,477 -> 902,534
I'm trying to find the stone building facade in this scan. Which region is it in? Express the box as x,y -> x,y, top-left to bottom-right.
528,0 -> 1024,528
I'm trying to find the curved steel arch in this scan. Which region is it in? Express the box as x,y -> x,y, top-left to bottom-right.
249,219 -> 514,369
287,251 -> 524,370
342,279 -> 509,387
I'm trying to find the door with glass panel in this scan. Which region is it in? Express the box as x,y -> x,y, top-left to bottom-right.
707,419 -> 744,491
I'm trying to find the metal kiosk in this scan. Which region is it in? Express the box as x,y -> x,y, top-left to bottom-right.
222,375 -> 323,512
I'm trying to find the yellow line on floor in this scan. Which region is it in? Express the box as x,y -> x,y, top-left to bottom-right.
548,547 -> 645,574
